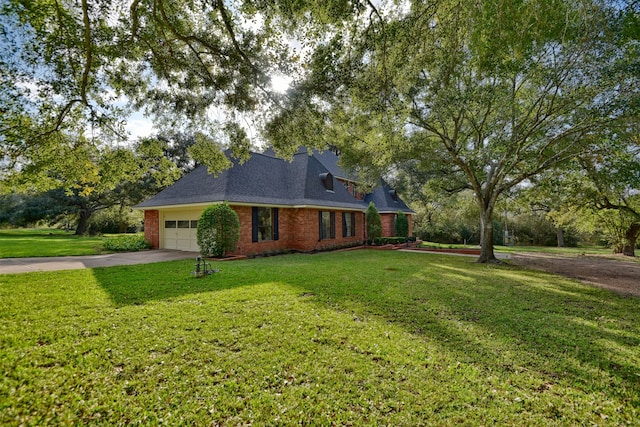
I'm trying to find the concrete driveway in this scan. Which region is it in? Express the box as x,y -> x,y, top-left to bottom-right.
0,250 -> 200,274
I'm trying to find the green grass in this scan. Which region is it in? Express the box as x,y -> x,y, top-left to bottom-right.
0,229 -> 150,258
1,250 -> 638,425
0,229 -> 620,259
0,229 -> 105,258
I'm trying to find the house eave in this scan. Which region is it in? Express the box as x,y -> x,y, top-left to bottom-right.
377,209 -> 415,215
134,200 -> 367,212
133,201 -> 222,211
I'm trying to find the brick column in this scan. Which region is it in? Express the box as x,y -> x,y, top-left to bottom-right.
144,210 -> 160,249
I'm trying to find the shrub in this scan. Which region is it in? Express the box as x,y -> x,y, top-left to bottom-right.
372,236 -> 416,246
197,203 -> 240,257
365,202 -> 382,241
102,234 -> 150,252
395,211 -> 409,238
89,207 -> 143,234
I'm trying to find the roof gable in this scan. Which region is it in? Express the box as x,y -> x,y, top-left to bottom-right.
364,180 -> 414,214
136,148 -> 413,213
136,149 -> 369,210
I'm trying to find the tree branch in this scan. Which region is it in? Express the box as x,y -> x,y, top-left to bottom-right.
80,0 -> 92,105
214,0 -> 278,105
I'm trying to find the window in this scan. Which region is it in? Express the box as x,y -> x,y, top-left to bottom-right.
319,211 -> 336,240
342,212 -> 356,237
252,207 -> 279,242
257,208 -> 272,241
165,220 -> 199,229
320,172 -> 334,192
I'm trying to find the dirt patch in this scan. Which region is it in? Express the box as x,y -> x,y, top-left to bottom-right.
510,252 -> 640,298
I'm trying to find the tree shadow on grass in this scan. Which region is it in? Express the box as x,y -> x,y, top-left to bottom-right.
92,251 -> 640,410
277,251 -> 640,408
91,259 -> 264,307
412,262 -> 640,386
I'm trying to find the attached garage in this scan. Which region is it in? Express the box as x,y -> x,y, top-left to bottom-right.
163,219 -> 199,251
161,210 -> 204,251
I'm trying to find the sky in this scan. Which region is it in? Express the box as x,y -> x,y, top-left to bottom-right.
124,110 -> 155,140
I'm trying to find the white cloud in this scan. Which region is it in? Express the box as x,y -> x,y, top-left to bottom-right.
125,111 -> 155,140
271,74 -> 293,93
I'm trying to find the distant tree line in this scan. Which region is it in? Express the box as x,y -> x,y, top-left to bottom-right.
0,133 -> 196,234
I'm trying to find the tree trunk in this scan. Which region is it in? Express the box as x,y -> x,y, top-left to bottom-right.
75,209 -> 92,235
556,228 -> 565,247
118,204 -> 126,233
478,207 -> 499,263
621,223 -> 639,257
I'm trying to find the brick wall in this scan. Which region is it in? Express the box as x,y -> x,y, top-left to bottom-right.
229,205 -> 292,256
381,213 -> 396,237
379,213 -> 414,238
288,208 -> 317,252
144,205 -> 373,256
228,206 -> 364,256
144,210 -> 160,249
290,209 -> 364,252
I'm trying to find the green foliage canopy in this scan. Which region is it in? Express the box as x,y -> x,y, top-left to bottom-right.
0,137 -> 180,234
267,0 -> 639,262
0,0 -> 337,187
528,130 -> 640,255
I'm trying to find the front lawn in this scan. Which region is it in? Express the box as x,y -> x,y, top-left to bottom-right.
0,229 -> 105,258
1,251 -> 638,425
0,229 -> 148,258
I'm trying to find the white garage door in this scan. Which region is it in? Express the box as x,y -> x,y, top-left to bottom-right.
164,219 -> 199,251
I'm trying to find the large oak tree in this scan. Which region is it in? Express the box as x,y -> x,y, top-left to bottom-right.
267,0 -> 639,262
0,0 -> 340,191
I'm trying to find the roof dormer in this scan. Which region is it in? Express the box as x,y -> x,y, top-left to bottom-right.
320,172 -> 334,192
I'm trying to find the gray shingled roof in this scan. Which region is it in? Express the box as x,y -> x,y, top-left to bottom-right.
136,149 -> 376,210
312,149 -> 359,182
364,180 -> 413,214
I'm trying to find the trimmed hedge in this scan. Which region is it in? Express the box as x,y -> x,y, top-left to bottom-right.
102,234 -> 150,252
370,236 -> 417,246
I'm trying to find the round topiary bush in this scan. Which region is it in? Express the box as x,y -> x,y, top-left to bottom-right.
197,203 -> 240,257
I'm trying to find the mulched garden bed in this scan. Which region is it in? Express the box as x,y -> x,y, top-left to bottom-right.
205,255 -> 248,261
409,247 -> 482,255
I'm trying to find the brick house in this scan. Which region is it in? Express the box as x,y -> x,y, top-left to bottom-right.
136,148 -> 413,256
